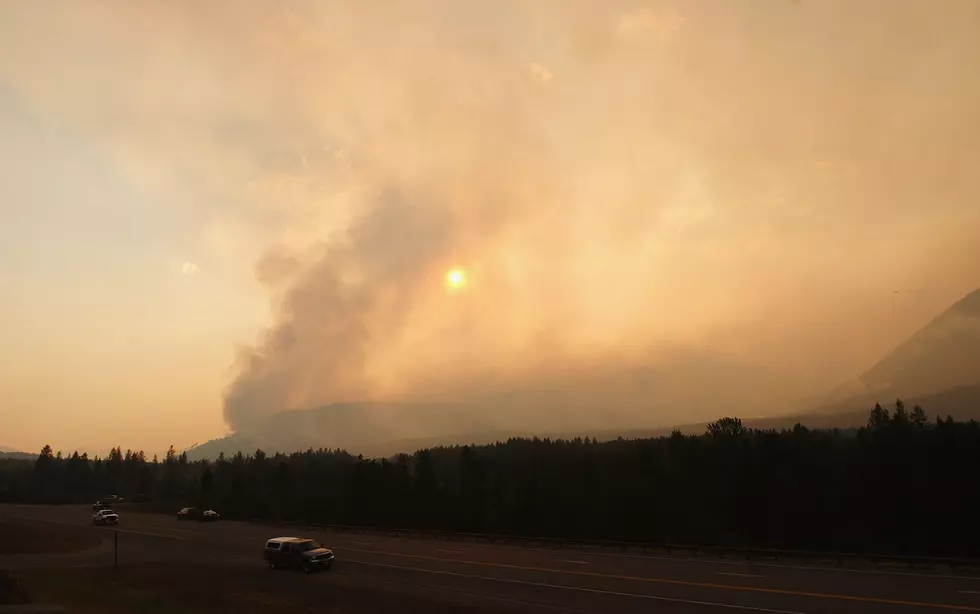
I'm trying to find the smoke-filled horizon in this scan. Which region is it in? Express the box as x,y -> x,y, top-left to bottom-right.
2,1 -> 979,452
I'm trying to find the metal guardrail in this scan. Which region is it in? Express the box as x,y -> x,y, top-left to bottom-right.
247,518 -> 980,572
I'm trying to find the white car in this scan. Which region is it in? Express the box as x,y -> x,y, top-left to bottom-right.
93,509 -> 119,525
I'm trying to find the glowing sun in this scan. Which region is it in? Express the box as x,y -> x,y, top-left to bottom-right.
445,267 -> 467,290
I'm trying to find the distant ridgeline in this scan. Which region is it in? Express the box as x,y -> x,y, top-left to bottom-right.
187,287 -> 980,461
0,451 -> 34,461
2,400 -> 980,558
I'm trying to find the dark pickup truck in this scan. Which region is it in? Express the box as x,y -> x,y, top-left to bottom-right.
263,537 -> 335,572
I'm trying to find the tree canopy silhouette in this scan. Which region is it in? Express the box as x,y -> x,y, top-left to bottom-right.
2,399 -> 979,557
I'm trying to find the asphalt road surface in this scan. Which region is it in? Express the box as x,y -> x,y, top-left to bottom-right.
3,504 -> 980,613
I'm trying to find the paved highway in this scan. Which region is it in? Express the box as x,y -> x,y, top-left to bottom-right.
3,504 -> 980,613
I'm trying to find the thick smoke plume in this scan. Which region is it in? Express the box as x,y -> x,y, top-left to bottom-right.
4,1 -> 976,449
215,0 -> 980,443
225,2 -> 980,442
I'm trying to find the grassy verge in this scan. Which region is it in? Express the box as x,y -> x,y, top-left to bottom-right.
20,564 -> 504,614
0,521 -> 100,555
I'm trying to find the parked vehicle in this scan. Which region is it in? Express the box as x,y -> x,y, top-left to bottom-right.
176,507 -> 200,521
92,500 -> 112,512
200,510 -> 220,522
93,509 -> 119,525
263,537 -> 334,572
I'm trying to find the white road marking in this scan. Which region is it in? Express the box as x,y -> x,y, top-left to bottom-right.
402,539 -> 980,582
135,524 -> 201,535
960,590 -> 980,594
351,540 -> 373,546
554,559 -> 590,565
347,558 -> 806,614
114,528 -> 189,541
437,549 -> 464,554
718,572 -> 766,579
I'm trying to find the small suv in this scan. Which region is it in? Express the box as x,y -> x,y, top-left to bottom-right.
93,509 -> 119,525
264,537 -> 334,572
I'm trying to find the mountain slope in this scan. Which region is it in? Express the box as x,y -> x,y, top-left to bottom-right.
0,449 -> 35,460
816,286 -> 980,415
860,287 -> 980,396
188,287 -> 980,460
187,352 -> 803,460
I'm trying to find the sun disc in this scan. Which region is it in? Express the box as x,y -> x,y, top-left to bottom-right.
446,268 -> 467,289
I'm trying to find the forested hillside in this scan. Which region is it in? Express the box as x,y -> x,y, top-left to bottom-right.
2,401 -> 978,557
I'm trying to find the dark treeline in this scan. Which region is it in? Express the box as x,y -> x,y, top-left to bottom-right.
2,400 -> 979,557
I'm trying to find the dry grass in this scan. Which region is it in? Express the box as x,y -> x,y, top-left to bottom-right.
20,564 -> 508,614
3,517 -> 511,612
0,521 -> 101,555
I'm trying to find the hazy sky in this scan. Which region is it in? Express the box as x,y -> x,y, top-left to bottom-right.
2,0 -> 979,455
